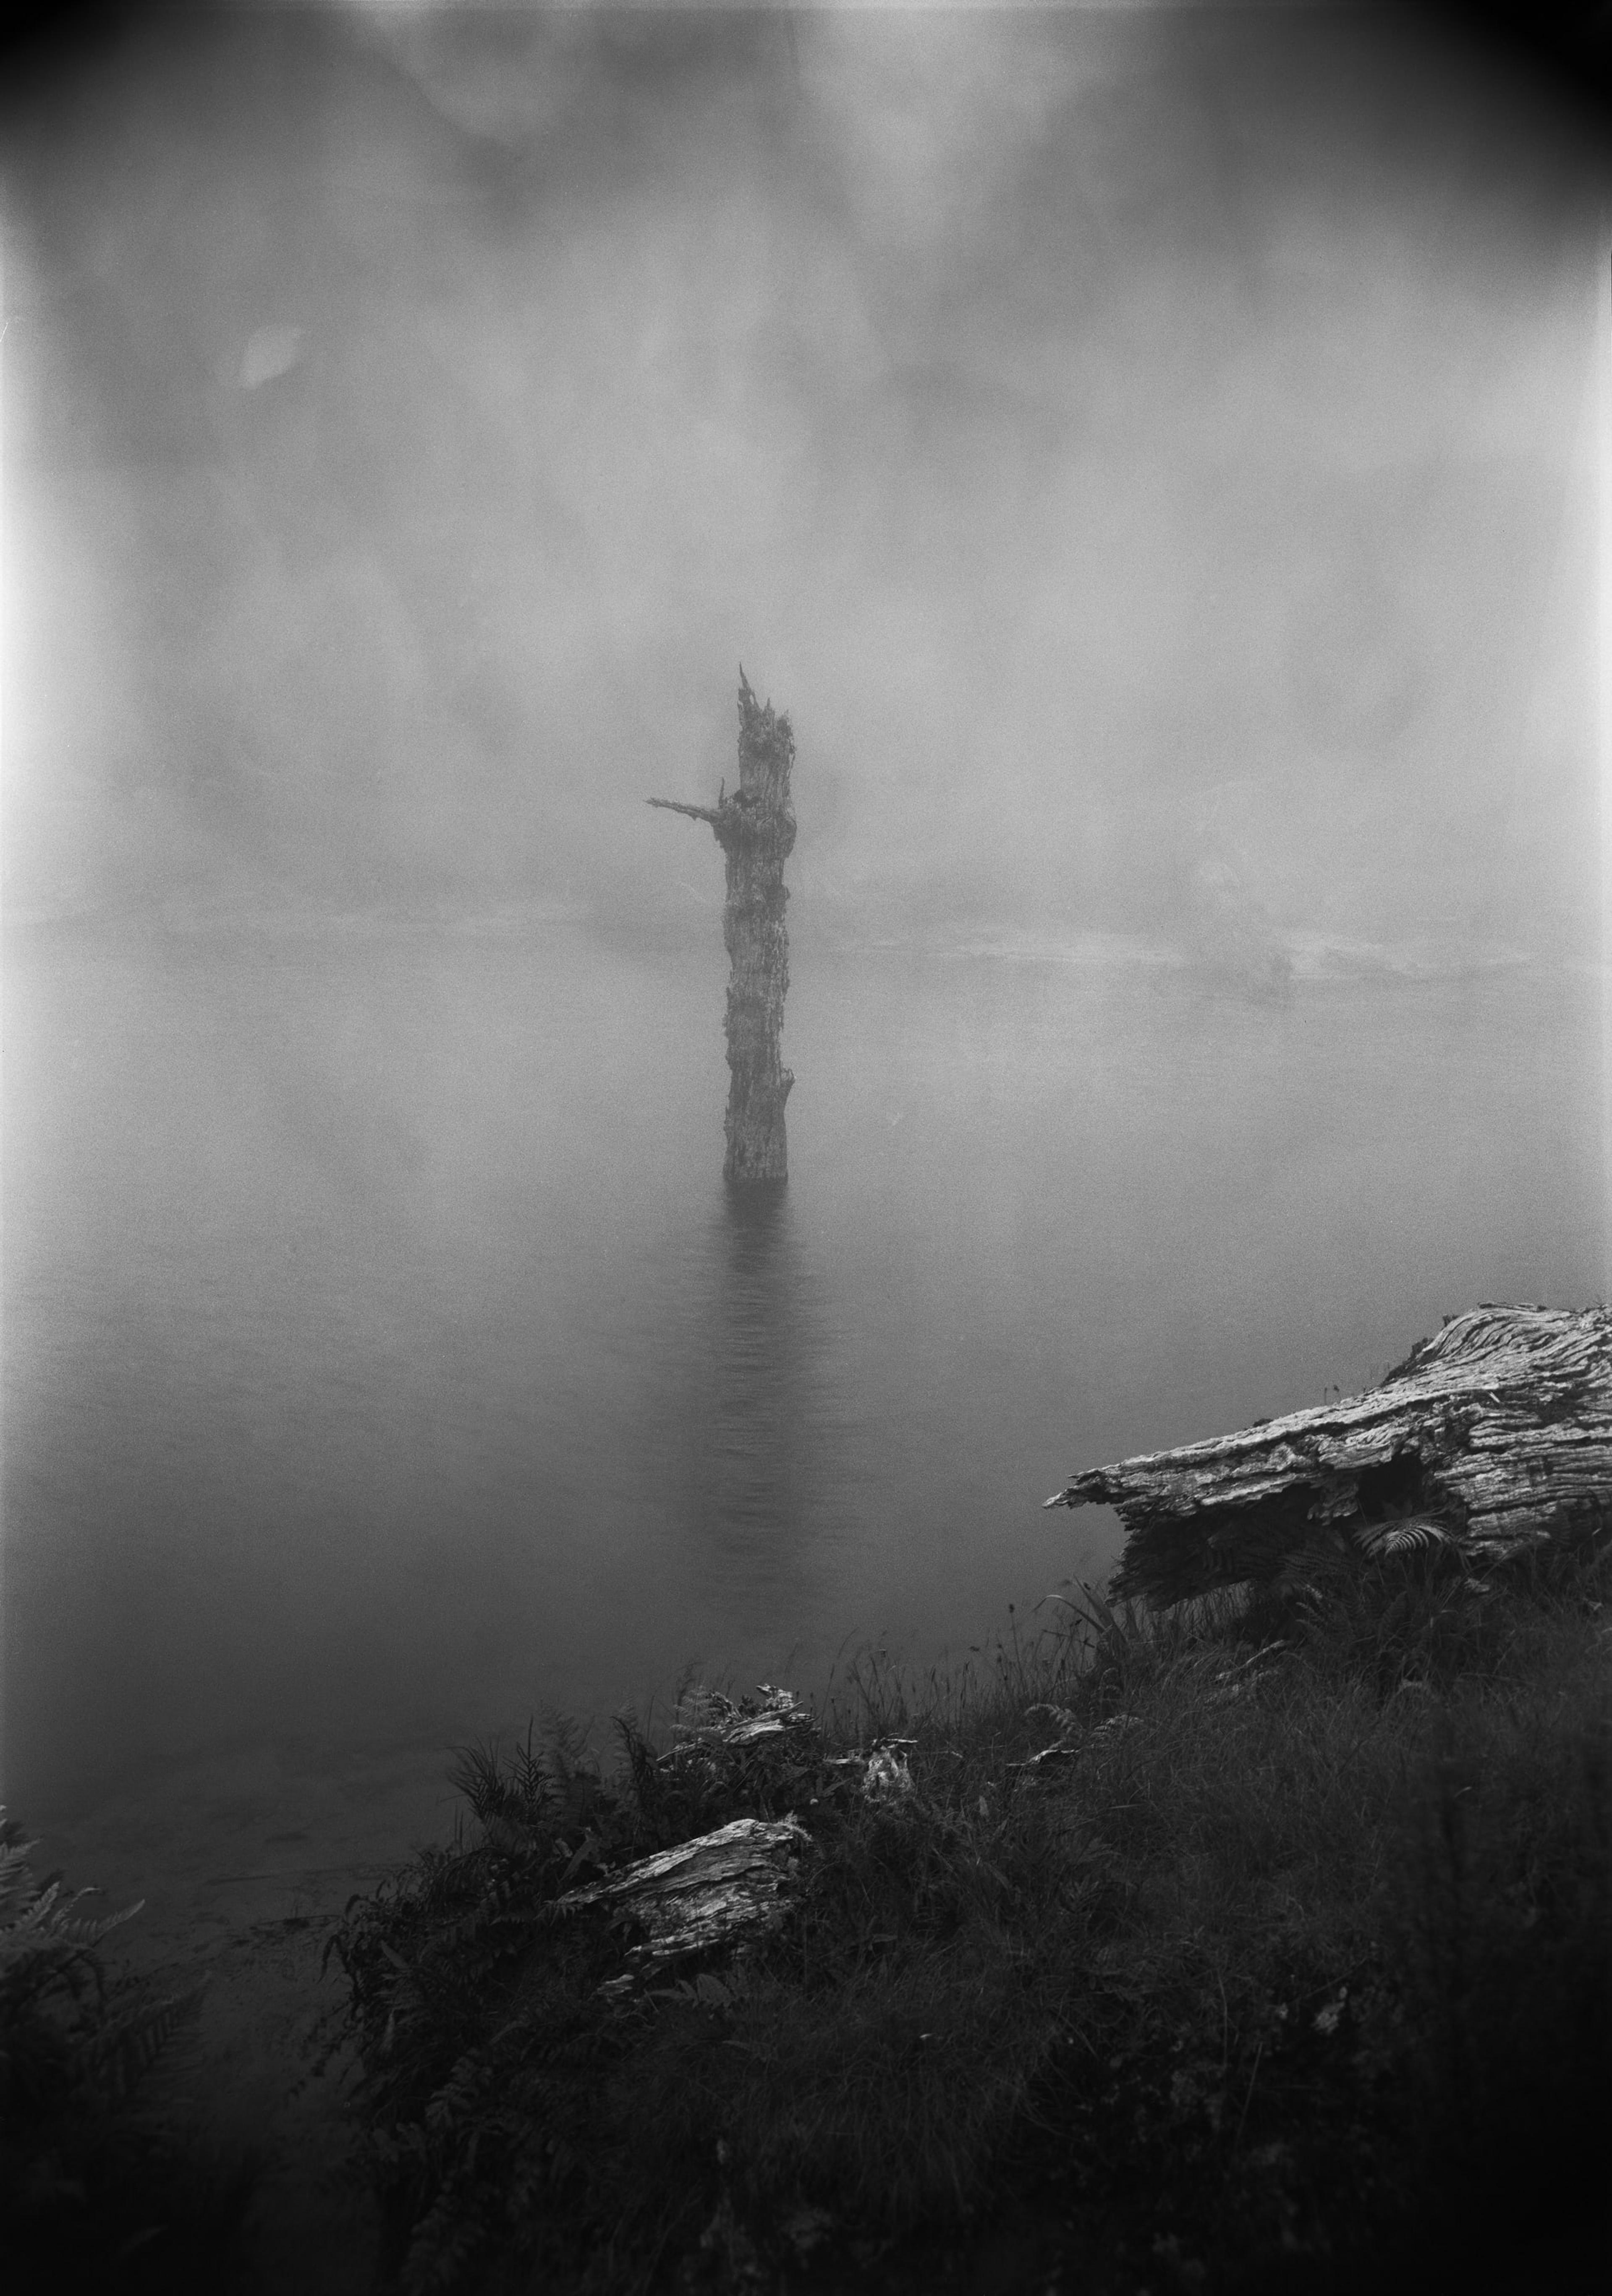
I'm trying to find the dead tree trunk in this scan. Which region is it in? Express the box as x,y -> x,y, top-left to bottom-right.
1044,1304 -> 1612,1607
650,670 -> 796,1184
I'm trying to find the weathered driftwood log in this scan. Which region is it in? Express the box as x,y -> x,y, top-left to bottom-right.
1044,1304 -> 1612,1607
650,670 -> 796,1184
558,1814 -> 806,1966
673,1683 -> 814,1751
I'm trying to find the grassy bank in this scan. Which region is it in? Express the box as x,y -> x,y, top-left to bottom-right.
319,1546 -> 1610,2296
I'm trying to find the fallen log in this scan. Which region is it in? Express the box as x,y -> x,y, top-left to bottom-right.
558,1814 -> 807,1967
1044,1304 -> 1612,1607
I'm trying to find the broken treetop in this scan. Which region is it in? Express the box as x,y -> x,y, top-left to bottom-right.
646,670 -> 795,851
1045,1304 -> 1612,1607
733,669 -> 794,826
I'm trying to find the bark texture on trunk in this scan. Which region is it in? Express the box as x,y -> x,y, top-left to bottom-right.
1044,1304 -> 1612,1607
649,670 -> 796,1184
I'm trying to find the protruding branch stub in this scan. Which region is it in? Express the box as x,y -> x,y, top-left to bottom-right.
646,797 -> 723,827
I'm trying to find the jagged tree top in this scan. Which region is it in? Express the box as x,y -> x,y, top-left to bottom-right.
646,669 -> 795,840
736,667 -> 794,806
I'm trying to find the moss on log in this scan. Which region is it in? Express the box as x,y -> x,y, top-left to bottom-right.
1044,1304 -> 1612,1607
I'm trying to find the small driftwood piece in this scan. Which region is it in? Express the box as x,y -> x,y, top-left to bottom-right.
1044,1304 -> 1612,1607
558,1815 -> 807,1966
674,1683 -> 814,1751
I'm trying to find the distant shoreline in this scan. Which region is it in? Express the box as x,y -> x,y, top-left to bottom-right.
0,900 -> 1585,987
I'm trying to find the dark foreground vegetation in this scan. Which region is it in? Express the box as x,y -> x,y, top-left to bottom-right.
312,1537 -> 1609,2296
2,1814 -> 258,2292
5,1541 -> 1605,2294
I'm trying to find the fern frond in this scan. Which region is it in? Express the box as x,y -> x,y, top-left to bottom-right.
0,1817 -> 145,1968
1353,1516 -> 1455,1559
401,2190 -> 492,2296
80,1981 -> 207,2106
0,1835 -> 45,1922
10,1877 -> 65,1930
52,1898 -> 145,1949
423,2047 -> 495,2136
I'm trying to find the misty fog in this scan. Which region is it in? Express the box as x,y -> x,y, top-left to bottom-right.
5,4 -> 1604,950
1,7 -> 1607,1894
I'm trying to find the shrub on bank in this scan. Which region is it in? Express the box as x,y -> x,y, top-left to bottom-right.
325,1547 -> 1611,2295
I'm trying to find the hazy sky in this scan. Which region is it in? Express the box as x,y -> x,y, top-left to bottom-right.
3,4 -> 1607,950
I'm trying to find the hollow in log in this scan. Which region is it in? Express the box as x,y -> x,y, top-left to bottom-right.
1044,1304 -> 1612,1607
649,670 -> 796,1183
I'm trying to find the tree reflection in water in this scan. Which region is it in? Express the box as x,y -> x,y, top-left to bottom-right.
666,1183 -> 863,1623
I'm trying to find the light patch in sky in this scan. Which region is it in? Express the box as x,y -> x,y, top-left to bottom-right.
238,324 -> 306,390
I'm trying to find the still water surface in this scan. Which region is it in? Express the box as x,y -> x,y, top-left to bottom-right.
3,925 -> 1604,1873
